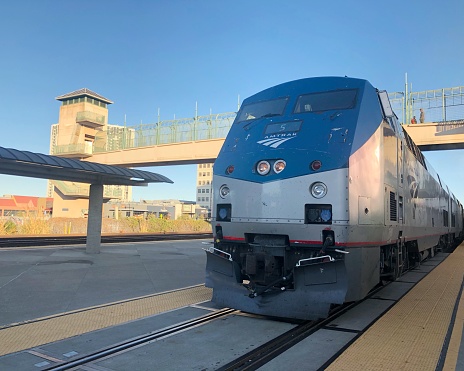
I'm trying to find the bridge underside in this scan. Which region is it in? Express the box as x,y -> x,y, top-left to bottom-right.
403,121 -> 464,152
417,142 -> 464,151
88,139 -> 225,167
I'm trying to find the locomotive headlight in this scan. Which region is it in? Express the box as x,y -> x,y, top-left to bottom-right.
219,184 -> 230,198
273,160 -> 286,174
218,208 -> 228,219
257,160 -> 271,175
310,182 -> 328,198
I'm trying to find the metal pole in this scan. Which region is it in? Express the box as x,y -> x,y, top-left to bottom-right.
122,114 -> 126,149
442,89 -> 446,122
405,73 -> 409,125
194,102 -> 198,141
157,108 -> 160,145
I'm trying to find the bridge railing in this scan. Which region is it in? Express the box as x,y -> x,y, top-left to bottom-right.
389,86 -> 464,125
94,112 -> 236,152
91,86 -> 464,153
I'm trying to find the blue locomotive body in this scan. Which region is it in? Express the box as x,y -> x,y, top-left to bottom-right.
205,77 -> 464,320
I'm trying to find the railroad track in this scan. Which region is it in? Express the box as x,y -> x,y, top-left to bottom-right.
217,299 -> 360,371
38,290 -> 372,371
0,232 -> 213,248
217,252 -> 451,370
42,308 -> 236,371
10,253 -> 445,370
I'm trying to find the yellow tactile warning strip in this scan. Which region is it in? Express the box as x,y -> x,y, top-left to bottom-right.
0,285 -> 212,356
443,275 -> 464,370
327,244 -> 464,371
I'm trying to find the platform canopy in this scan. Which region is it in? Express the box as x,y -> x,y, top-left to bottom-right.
0,146 -> 173,186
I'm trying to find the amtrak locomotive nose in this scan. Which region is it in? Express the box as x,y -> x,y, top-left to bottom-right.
204,76 -> 464,320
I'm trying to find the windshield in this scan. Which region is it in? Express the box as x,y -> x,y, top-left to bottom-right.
236,97 -> 288,123
293,89 -> 358,113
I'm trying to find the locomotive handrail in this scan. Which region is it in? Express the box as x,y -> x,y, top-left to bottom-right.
296,255 -> 334,267
203,246 -> 233,261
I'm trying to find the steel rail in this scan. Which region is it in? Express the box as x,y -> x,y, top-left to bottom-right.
0,232 -> 213,248
43,308 -> 236,371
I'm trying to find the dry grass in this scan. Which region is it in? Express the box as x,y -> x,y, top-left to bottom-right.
0,216 -> 211,235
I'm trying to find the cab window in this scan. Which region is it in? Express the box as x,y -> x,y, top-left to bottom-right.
294,89 -> 358,113
236,97 -> 288,123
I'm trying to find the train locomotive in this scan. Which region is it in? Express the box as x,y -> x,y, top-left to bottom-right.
205,76 -> 464,320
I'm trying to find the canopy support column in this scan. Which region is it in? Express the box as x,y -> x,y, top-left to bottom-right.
86,183 -> 103,254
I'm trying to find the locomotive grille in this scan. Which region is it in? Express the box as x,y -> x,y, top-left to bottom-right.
390,191 -> 397,221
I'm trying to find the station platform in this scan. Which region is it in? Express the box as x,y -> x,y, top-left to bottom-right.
327,243 -> 464,371
0,239 -> 212,358
0,240 -> 464,370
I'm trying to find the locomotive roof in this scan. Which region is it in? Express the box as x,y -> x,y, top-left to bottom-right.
243,76 -> 371,104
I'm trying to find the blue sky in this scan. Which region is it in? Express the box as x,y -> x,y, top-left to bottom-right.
0,1 -> 463,202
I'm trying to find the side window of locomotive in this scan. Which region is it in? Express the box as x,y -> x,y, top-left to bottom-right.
386,117 -> 396,133
235,97 -> 289,123
293,89 -> 358,113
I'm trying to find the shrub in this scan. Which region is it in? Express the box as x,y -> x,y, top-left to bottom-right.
20,216 -> 51,235
3,220 -> 18,234
0,216 -> 211,236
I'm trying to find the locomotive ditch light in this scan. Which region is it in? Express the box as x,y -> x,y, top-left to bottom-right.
310,182 -> 328,198
305,204 -> 332,224
219,184 -> 230,198
257,160 -> 271,175
217,204 -> 231,222
320,209 -> 332,222
273,160 -> 286,174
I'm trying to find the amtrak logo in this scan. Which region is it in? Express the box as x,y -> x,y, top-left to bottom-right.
257,135 -> 296,148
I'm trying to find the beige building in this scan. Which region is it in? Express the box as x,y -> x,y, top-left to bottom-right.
103,199 -> 204,220
196,163 -> 213,214
49,89 -> 131,217
49,88 -> 215,218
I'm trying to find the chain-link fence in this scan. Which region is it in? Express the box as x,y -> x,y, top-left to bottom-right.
389,86 -> 464,125
95,112 -> 236,152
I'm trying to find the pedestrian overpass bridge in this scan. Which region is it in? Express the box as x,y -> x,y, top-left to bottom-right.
402,120 -> 464,151
53,85 -> 464,168
87,120 -> 464,168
